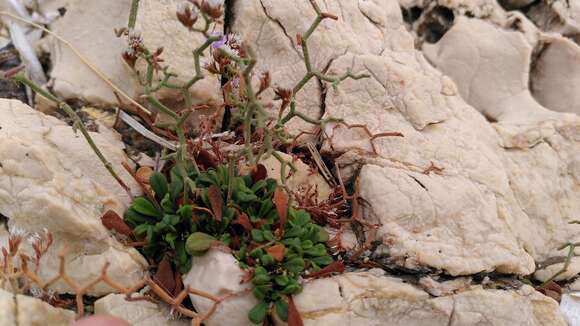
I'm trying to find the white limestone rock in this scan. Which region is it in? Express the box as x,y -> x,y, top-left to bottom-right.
231,0 -> 413,141
528,0 -> 580,43
182,249 -> 257,326
284,270 -> 565,326
422,17 -> 560,123
0,99 -> 147,295
0,289 -> 75,326
48,0 -> 138,104
531,36 -> 580,115
320,49 -> 536,275
49,0 -> 221,107
422,17 -> 580,280
16,293 -> 76,326
0,289 -> 16,326
95,294 -> 189,326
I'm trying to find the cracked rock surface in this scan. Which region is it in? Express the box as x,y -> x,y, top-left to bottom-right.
423,16 -> 580,280
0,99 -> 147,295
49,0 -> 222,108
286,270 -> 566,326
0,289 -> 75,326
231,0 -> 413,140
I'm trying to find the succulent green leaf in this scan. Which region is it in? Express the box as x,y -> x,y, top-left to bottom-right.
275,299 -> 289,322
133,198 -> 161,218
251,229 -> 265,242
150,172 -> 168,198
185,232 -> 215,255
284,257 -> 305,273
248,302 -> 269,324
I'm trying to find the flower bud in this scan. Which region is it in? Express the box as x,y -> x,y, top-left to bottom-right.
200,0 -> 223,19
122,50 -> 137,68
176,2 -> 198,28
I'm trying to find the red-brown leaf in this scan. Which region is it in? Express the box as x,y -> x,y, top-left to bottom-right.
266,244 -> 286,262
173,270 -> 183,297
273,189 -> 288,231
303,261 -> 345,279
196,149 -> 219,169
288,296 -> 304,326
233,212 -> 253,231
101,210 -> 133,237
153,256 -> 176,295
251,164 -> 268,182
208,185 -> 223,221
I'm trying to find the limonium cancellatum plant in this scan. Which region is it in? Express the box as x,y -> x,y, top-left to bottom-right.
118,0 -> 363,323
125,163 -> 332,323
2,0 -> 364,324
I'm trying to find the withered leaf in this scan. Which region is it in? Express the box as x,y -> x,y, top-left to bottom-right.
233,212 -> 253,231
288,296 -> 304,326
304,261 -> 345,279
208,185 -> 223,221
153,255 -> 176,295
266,244 -> 285,262
196,149 -> 219,169
101,210 -> 133,237
173,271 -> 183,297
273,189 -> 288,232
251,164 -> 268,183
135,166 -> 153,184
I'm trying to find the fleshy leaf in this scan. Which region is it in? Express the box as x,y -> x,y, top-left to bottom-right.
185,232 -> 216,254
248,301 -> 269,324
150,172 -> 169,198
132,198 -> 161,217
275,299 -> 289,322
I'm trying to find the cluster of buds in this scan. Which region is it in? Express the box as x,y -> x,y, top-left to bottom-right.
205,33 -> 243,75
176,2 -> 198,29
122,29 -> 144,68
200,0 -> 224,20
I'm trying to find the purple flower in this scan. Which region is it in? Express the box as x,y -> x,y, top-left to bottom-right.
210,32 -> 226,49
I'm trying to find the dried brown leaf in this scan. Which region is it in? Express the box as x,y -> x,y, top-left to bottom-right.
273,189 -> 288,232
101,210 -> 133,237
196,149 -> 219,169
208,185 -> 223,221
153,256 -> 176,295
251,164 -> 268,183
234,212 -> 253,231
288,296 -> 304,326
304,261 -> 345,279
135,166 -> 153,184
266,244 -> 285,262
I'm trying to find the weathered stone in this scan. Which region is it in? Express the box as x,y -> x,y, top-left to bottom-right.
285,270 -> 565,325
95,294 -> 189,326
182,249 -> 257,326
0,289 -> 75,326
531,36 -> 580,115
49,0 -> 138,104
528,0 -> 580,43
231,0 -> 413,141
0,99 -> 147,295
0,290 -> 16,326
16,293 -> 76,326
49,0 -> 221,108
423,17 -> 580,280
